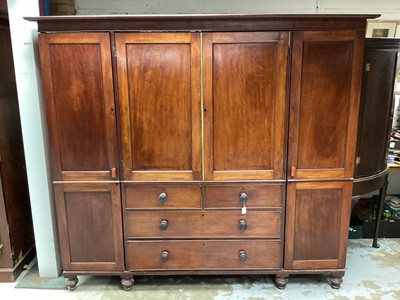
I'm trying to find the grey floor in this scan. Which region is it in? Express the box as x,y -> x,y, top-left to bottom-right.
1,239 -> 399,300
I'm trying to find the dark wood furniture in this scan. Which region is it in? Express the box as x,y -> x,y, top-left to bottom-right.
0,13 -> 35,282
27,14 -> 375,290
353,38 -> 400,248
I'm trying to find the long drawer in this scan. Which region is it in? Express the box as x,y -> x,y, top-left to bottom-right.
125,211 -> 281,238
205,184 -> 283,208
126,240 -> 281,270
125,183 -> 202,209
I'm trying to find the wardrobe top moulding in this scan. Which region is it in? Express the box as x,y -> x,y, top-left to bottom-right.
25,14 -> 378,33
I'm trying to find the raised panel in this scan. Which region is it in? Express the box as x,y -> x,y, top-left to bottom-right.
116,33 -> 201,181
288,31 -> 364,179
213,43 -> 276,171
38,33 -> 118,181
129,44 -> 191,171
297,41 -> 352,169
66,192 -> 115,263
54,183 -> 124,271
293,189 -> 341,261
204,32 -> 288,180
49,44 -> 108,172
284,181 -> 352,270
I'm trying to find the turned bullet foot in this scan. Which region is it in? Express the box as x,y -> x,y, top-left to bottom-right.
65,277 -> 78,291
121,276 -> 134,291
275,275 -> 289,289
329,274 -> 343,289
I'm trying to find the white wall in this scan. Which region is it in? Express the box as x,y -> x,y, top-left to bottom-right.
7,0 -> 62,277
76,0 -> 400,19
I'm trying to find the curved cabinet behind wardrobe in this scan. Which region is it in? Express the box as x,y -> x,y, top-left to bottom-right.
353,38 -> 400,248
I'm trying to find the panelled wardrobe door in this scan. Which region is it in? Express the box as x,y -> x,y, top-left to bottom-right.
38,33 -> 118,181
288,31 -> 364,180
53,183 -> 124,271
203,32 -> 288,181
284,181 -> 352,270
115,33 -> 201,181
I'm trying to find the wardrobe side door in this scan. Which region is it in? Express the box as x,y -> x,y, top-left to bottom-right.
288,31 -> 364,180
284,181 -> 352,270
203,32 -> 288,181
39,33 -> 118,181
54,183 -> 124,272
116,33 -> 201,181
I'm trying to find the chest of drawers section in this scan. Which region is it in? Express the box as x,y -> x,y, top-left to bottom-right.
124,183 -> 283,271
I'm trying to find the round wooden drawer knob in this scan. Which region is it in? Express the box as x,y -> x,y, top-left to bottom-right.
239,219 -> 248,230
239,250 -> 247,262
239,192 -> 248,203
159,192 -> 168,202
161,250 -> 170,262
159,219 -> 169,230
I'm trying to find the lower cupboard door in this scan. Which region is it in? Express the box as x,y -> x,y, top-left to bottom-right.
284,181 -> 352,270
53,183 -> 124,271
126,240 -> 281,270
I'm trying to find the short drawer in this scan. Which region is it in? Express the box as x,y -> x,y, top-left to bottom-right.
124,183 -> 201,209
125,211 -> 281,238
126,240 -> 281,270
205,184 -> 283,208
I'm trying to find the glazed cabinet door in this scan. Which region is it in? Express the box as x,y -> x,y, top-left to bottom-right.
38,33 -> 118,181
116,33 -> 201,181
53,183 -> 124,271
284,181 -> 352,270
203,32 -> 288,180
288,31 -> 364,180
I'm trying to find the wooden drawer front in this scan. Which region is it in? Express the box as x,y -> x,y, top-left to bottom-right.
125,184 -> 201,209
126,240 -> 280,270
205,184 -> 283,208
125,211 -> 281,238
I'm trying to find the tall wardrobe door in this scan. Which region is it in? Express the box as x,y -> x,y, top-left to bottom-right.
115,33 -> 201,181
38,33 -> 118,181
203,32 -> 289,181
288,31 -> 364,180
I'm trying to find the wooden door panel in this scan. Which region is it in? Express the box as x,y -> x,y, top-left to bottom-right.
288,31 -> 364,180
116,33 -> 201,181
38,33 -> 118,181
204,32 -> 288,180
53,183 -> 124,271
284,181 -> 352,270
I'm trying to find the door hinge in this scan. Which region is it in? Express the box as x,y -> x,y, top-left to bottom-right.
112,45 -> 117,58
365,63 -> 371,72
356,156 -> 361,166
0,243 -> 4,256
